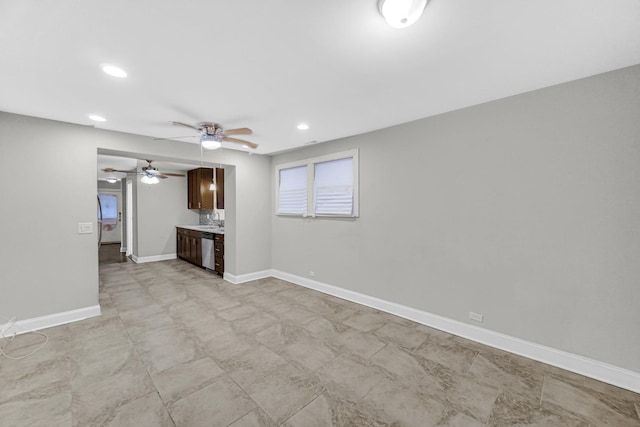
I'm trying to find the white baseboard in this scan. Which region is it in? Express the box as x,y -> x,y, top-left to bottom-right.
132,253 -> 177,264
224,269 -> 273,284
0,305 -> 101,336
271,269 -> 640,394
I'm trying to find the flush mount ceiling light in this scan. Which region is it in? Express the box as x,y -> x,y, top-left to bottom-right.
201,134 -> 222,150
105,177 -> 119,184
141,174 -> 159,185
101,64 -> 127,78
297,123 -> 310,130
378,0 -> 428,28
88,114 -> 106,122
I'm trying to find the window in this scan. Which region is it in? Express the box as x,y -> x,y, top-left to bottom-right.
276,149 -> 359,217
278,165 -> 307,215
314,157 -> 354,215
98,194 -> 118,220
98,193 -> 118,229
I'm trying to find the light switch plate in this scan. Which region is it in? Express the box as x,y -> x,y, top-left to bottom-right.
78,222 -> 93,234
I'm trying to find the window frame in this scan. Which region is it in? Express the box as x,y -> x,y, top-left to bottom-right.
275,149 -> 359,218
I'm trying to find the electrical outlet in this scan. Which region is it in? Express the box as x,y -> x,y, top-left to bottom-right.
309,271 -> 315,277
469,311 -> 484,322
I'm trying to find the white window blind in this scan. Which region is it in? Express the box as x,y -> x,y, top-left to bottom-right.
278,165 -> 307,215
314,157 -> 354,216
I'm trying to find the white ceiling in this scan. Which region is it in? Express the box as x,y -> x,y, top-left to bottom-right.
2,1 -> 640,155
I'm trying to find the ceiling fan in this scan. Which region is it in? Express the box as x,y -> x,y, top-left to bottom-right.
164,121 -> 258,150
102,159 -> 185,184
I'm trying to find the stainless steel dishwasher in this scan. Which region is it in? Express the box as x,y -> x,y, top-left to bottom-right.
201,232 -> 215,270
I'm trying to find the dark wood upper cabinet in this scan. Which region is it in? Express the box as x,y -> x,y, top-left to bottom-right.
187,167 -> 214,210
198,167 -> 214,210
216,168 -> 224,209
187,167 -> 224,210
187,170 -> 196,209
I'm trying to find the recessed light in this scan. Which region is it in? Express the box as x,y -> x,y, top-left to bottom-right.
379,0 -> 428,28
297,123 -> 309,130
101,64 -> 127,78
88,114 -> 106,122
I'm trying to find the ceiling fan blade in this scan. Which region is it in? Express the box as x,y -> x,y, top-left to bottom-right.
171,121 -> 200,131
156,174 -> 169,179
222,127 -> 253,136
162,173 -> 186,177
154,135 -> 197,141
222,137 -> 258,149
102,168 -> 137,174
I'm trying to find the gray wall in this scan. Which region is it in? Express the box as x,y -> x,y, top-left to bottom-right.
134,161 -> 198,257
0,113 -> 271,320
226,160 -> 272,275
271,64 -> 640,373
97,181 -> 121,190
130,175 -> 139,256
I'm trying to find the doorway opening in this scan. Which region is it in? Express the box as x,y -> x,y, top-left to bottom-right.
98,188 -> 128,265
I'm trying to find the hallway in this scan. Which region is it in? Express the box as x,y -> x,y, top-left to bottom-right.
98,242 -> 130,265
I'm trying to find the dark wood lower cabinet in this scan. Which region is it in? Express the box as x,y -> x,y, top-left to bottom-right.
176,227 -> 202,267
191,233 -> 202,267
176,227 -> 223,275
214,233 -> 224,276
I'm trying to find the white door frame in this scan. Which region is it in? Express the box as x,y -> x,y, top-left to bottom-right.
126,179 -> 133,256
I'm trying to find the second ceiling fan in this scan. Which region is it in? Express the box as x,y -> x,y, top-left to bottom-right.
102,159 -> 185,184
170,121 -> 258,150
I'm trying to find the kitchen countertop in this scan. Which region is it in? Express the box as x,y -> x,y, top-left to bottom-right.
177,225 -> 225,234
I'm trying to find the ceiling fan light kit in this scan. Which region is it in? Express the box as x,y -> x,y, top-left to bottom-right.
141,175 -> 160,185
378,0 -> 428,28
201,134 -> 222,150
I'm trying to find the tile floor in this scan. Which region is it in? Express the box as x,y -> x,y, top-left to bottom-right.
1,260 -> 639,426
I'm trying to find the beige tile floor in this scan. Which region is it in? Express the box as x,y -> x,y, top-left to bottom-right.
1,260 -> 639,426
